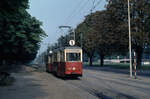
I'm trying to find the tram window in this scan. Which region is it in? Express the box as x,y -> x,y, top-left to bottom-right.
53,53 -> 57,62
60,52 -> 64,62
66,53 -> 81,62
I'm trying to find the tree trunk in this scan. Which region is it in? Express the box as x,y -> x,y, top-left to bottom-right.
135,46 -> 143,68
89,56 -> 93,66
100,54 -> 104,66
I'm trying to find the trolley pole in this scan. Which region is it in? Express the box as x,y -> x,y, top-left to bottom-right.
80,32 -> 83,48
73,30 -> 76,42
59,25 -> 74,43
134,51 -> 137,79
128,0 -> 132,77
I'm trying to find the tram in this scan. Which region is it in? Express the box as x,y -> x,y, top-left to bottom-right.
46,46 -> 82,77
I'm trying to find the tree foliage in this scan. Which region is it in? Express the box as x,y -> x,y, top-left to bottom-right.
75,10 -> 126,66
0,0 -> 46,65
107,0 -> 150,66
75,0 -> 150,67
75,20 -> 97,66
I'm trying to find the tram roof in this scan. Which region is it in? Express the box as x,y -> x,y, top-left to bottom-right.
52,46 -> 82,52
64,46 -> 81,49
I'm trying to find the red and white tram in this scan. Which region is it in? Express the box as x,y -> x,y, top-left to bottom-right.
46,46 -> 82,77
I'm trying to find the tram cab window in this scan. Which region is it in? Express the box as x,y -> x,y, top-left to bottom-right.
66,53 -> 81,62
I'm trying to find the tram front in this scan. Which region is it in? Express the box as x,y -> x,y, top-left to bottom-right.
64,47 -> 82,77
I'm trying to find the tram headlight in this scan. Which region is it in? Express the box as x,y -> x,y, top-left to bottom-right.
72,67 -> 76,71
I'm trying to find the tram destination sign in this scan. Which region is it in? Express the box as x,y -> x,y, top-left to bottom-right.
65,49 -> 81,53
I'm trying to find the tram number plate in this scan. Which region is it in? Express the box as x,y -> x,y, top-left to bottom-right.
71,72 -> 77,74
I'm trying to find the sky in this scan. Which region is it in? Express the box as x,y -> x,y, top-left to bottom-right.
28,0 -> 107,54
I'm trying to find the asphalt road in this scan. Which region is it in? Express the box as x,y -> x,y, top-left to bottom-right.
0,66 -> 150,99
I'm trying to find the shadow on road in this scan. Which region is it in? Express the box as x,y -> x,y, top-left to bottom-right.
86,87 -> 136,99
62,77 -> 81,81
84,66 -> 150,77
46,72 -> 81,81
0,73 -> 50,99
72,83 -> 136,99
90,89 -> 136,99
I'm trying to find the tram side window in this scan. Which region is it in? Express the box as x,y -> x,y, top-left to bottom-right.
66,53 -> 81,62
57,52 -> 60,62
53,53 -> 57,62
48,56 -> 51,63
60,52 -> 64,62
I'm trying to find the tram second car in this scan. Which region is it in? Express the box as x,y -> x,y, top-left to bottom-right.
46,46 -> 82,77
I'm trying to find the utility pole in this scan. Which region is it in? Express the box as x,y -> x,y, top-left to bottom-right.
128,0 -> 132,77
80,32 -> 83,48
134,51 -> 137,79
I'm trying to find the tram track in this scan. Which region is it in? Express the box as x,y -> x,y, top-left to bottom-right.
64,73 -> 121,99
64,69 -> 150,99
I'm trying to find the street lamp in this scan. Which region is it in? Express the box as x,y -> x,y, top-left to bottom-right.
128,0 -> 132,77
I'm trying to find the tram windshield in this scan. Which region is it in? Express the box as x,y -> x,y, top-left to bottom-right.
66,53 -> 81,62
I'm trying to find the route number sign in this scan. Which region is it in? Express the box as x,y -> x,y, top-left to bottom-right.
69,40 -> 75,46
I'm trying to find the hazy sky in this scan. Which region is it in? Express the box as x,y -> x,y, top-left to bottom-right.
28,0 -> 107,53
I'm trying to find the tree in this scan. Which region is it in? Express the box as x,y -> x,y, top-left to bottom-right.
0,0 -> 46,65
106,0 -> 150,67
75,21 -> 97,66
75,10 -> 128,66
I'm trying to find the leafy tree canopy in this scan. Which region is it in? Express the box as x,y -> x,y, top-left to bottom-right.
106,0 -> 150,66
0,0 -> 47,65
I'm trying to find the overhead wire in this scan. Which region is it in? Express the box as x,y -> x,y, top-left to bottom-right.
97,0 -> 106,10
66,0 -> 104,26
56,0 -> 104,41
52,0 -> 104,38
91,0 -> 96,12
55,0 -> 87,40
64,0 -> 91,25
91,0 -> 103,12
62,0 -> 84,25
43,0 -> 105,53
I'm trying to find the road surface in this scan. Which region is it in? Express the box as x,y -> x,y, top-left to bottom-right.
0,66 -> 150,99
